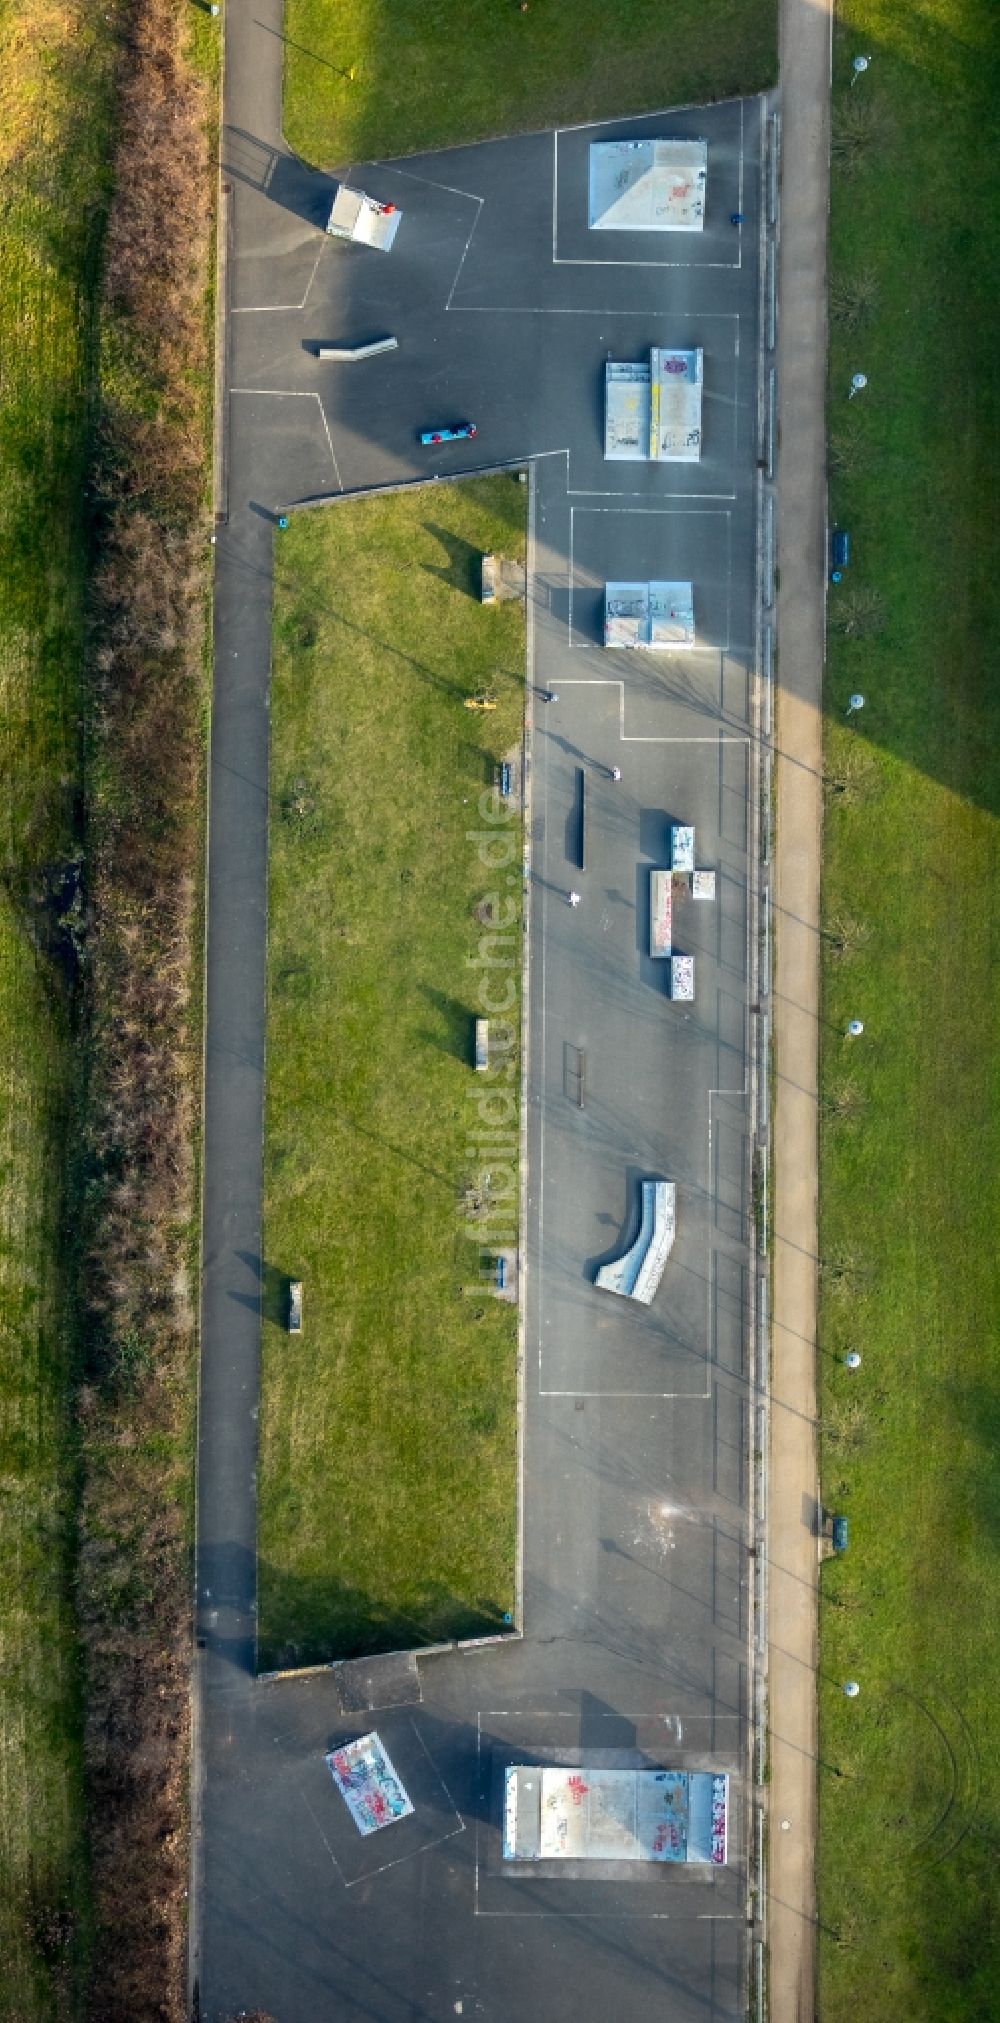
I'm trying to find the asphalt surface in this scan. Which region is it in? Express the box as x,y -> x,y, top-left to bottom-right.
194,9 -> 766,2014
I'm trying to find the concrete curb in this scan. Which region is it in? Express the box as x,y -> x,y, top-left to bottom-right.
257,1625 -> 523,1688
290,456 -> 533,511
212,178 -> 232,525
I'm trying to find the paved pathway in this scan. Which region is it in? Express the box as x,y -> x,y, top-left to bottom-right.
769,0 -> 832,2016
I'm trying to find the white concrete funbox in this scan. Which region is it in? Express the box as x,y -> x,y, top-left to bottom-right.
589,139 -> 708,232
604,581 -> 695,649
503,1766 -> 729,1865
605,350 -> 704,462
326,185 -> 402,250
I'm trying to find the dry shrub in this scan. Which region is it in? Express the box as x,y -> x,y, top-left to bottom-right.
826,913 -> 870,961
831,91 -> 894,178
828,415 -> 867,478
822,1080 -> 867,1123
830,585 -> 887,640
830,268 -> 879,330
78,2 -> 211,2019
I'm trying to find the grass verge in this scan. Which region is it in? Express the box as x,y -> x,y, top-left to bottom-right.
819,8 -> 1000,2018
0,4 -> 120,2010
283,0 -> 777,163
1,2 -> 216,2015
261,479 -> 526,1665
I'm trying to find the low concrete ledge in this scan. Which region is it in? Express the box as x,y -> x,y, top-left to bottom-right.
596,1179 -> 676,1304
316,336 -> 399,361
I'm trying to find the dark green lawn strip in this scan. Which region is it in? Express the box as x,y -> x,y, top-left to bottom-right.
283,0 -> 776,164
819,7 -> 1000,2017
261,478 -> 526,1664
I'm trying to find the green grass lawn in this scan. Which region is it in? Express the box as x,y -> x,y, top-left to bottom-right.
260,478 -> 526,1665
283,0 -> 777,164
819,7 -> 1000,2018
0,3 -> 120,2009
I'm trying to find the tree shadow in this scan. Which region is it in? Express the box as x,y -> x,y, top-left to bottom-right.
421,520 -> 480,595
416,981 -> 475,1063
256,1564 -> 512,1674
233,1248 -> 297,1327
585,1165 -> 663,1279
253,19 -> 354,82
221,125 -> 335,230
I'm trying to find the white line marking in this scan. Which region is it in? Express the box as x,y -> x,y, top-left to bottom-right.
343,1821 -> 465,1888
475,1713 -> 481,1911
316,397 -> 344,492
567,506 -> 574,646
232,246 -> 326,315
554,259 -> 741,270
568,487 -> 737,503
296,1783 -> 347,1886
373,159 -> 483,204
542,1388 -> 712,1401
446,305 -> 740,317
410,1717 -> 464,1823
229,388 -> 343,491
552,128 -> 558,265
555,94 -> 749,136
567,504 -> 734,516
444,195 -> 485,311
476,1909 -> 741,1920
478,1710 -> 725,1721
737,99 -> 745,254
